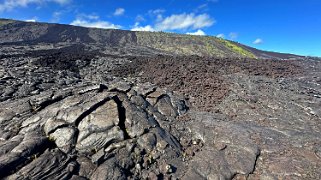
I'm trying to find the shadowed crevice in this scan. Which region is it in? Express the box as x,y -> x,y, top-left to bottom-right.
112,96 -> 130,140
0,137 -> 57,178
74,96 -> 112,127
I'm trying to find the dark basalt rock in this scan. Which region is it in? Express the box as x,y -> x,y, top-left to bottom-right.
0,79 -> 189,179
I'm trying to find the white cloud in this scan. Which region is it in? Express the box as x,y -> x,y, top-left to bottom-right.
71,19 -> 121,29
186,29 -> 206,36
25,16 -> 38,22
148,9 -> 165,15
155,13 -> 214,31
148,9 -> 165,22
131,25 -> 155,32
70,15 -> 121,29
131,12 -> 214,33
70,13 -> 121,29
52,0 -> 70,4
131,22 -> 155,32
216,33 -> 225,38
83,14 -> 99,20
114,8 -> 125,16
135,15 -> 145,22
25,19 -> 37,22
0,0 -> 70,12
194,3 -> 209,13
229,32 -> 238,40
253,38 -> 263,44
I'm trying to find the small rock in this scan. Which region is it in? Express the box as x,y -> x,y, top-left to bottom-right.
185,148 -> 195,157
155,95 -> 178,117
156,140 -> 168,151
109,81 -> 132,92
137,133 -> 157,153
124,102 -> 151,138
131,95 -> 148,109
160,163 -> 173,174
77,156 -> 96,178
50,127 -> 76,153
91,148 -> 105,164
146,89 -> 165,105
133,82 -> 156,96
150,149 -> 161,160
135,163 -> 142,171
148,172 -> 158,180
192,139 -> 201,145
214,142 -> 227,151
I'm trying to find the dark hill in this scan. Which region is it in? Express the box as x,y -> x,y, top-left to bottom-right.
0,18 -> 305,59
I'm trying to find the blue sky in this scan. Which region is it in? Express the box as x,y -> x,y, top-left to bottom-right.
0,0 -> 320,56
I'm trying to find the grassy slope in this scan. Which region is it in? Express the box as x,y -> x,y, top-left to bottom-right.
135,31 -> 256,58
0,19 -> 15,27
217,38 -> 256,58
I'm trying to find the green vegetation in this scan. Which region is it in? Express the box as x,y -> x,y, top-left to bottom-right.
135,31 -> 256,58
0,19 -> 14,27
217,38 -> 256,58
136,31 -> 226,57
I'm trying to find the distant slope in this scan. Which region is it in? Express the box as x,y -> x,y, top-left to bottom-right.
234,42 -> 304,59
135,31 -> 256,58
0,18 -> 304,59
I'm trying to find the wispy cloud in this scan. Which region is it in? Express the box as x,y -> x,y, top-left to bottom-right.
50,11 -> 62,23
82,14 -> 99,20
186,29 -> 206,36
148,9 -> 165,15
253,38 -> 263,44
229,32 -> 238,40
51,0 -> 70,4
216,33 -> 225,38
155,13 -> 215,31
131,22 -> 155,32
131,12 -> 214,33
70,14 -> 121,29
135,15 -> 145,22
194,3 -> 209,13
0,0 -> 71,12
114,8 -> 125,16
147,8 -> 165,22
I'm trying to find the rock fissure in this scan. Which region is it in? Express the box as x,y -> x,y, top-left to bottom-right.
74,95 -> 112,127
112,96 -> 131,140
47,124 -> 72,135
248,149 -> 261,176
0,134 -> 57,178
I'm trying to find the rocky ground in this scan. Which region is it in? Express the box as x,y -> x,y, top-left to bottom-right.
0,42 -> 321,180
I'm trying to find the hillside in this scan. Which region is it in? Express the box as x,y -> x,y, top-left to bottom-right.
0,18 -> 304,59
0,18 -> 320,179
